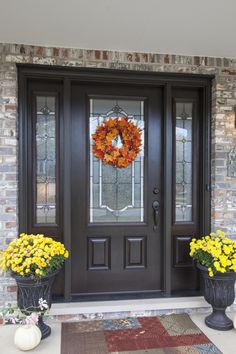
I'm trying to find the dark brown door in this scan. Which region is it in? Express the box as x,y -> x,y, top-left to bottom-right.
19,66 -> 211,299
71,84 -> 163,295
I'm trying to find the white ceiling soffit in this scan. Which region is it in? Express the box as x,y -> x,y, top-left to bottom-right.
0,0 -> 235,58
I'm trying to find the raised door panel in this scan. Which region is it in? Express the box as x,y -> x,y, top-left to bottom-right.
124,236 -> 146,269
88,237 -> 110,270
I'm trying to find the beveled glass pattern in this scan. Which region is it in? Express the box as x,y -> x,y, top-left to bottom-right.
175,102 -> 193,222
36,96 -> 56,224
90,99 -> 144,223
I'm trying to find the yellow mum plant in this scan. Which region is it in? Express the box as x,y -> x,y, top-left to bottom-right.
190,230 -> 236,277
0,233 -> 69,278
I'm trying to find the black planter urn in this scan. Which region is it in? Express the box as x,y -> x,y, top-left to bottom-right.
198,263 -> 236,330
12,270 -> 58,339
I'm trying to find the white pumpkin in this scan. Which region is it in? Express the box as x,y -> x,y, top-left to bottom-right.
234,315 -> 236,330
14,324 -> 41,351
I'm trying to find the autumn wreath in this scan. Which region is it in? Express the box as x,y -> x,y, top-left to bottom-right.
92,117 -> 142,168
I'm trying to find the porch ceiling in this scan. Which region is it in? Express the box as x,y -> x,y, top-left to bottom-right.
0,0 -> 235,58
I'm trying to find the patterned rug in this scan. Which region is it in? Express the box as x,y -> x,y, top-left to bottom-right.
61,314 -> 222,354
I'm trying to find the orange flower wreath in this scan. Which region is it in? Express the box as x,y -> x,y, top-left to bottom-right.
92,117 -> 142,168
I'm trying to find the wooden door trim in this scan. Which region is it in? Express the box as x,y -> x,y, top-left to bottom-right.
163,83 -> 172,296
18,64 -> 212,299
17,64 -> 213,87
63,78 -> 72,301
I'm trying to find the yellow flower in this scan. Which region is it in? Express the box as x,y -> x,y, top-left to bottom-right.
0,233 -> 69,278
189,230 -> 236,276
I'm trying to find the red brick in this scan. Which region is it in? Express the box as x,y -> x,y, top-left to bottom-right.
102,51 -> 108,60
53,48 -> 60,57
134,53 -> 140,62
5,222 -> 16,229
164,54 -> 170,64
62,49 -> 69,58
95,51 -> 101,60
7,285 -> 17,292
5,207 -> 15,213
221,69 -> 236,75
35,47 -> 44,56
5,105 -> 16,113
57,314 -> 75,321
127,53 -> 133,62
142,53 -> 148,62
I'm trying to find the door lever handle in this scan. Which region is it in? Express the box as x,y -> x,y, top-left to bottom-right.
152,200 -> 160,231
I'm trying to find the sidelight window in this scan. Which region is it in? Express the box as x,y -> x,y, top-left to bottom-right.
35,96 -> 57,224
175,102 -> 193,222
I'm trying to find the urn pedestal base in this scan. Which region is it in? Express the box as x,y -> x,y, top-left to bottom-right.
197,263 -> 236,331
37,316 -> 51,339
205,310 -> 233,331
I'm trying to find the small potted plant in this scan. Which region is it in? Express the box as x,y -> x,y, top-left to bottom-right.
190,230 -> 236,330
0,233 -> 69,338
1,299 -> 49,351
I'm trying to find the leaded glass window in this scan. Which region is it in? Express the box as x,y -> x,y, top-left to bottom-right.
89,99 -> 144,223
35,96 -> 57,224
175,102 -> 193,222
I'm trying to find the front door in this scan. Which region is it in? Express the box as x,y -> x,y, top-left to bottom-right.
19,66 -> 212,299
71,84 -> 163,295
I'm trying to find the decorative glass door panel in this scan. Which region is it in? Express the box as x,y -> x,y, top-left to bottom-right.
175,102 -> 193,222
89,99 -> 144,223
35,96 -> 57,224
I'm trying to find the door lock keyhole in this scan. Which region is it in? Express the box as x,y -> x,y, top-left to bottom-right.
153,187 -> 159,195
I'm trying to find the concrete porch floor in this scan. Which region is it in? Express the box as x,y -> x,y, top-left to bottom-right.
0,297 -> 236,354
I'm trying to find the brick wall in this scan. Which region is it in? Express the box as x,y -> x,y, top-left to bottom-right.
0,43 -> 236,304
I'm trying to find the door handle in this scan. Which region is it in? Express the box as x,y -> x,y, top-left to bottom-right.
152,200 -> 160,231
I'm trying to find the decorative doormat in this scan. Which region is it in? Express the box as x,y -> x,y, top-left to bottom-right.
61,314 -> 222,354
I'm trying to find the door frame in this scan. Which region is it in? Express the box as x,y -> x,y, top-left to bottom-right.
18,64 -> 213,300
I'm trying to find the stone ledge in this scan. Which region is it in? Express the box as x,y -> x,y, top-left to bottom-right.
49,296 -> 213,321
